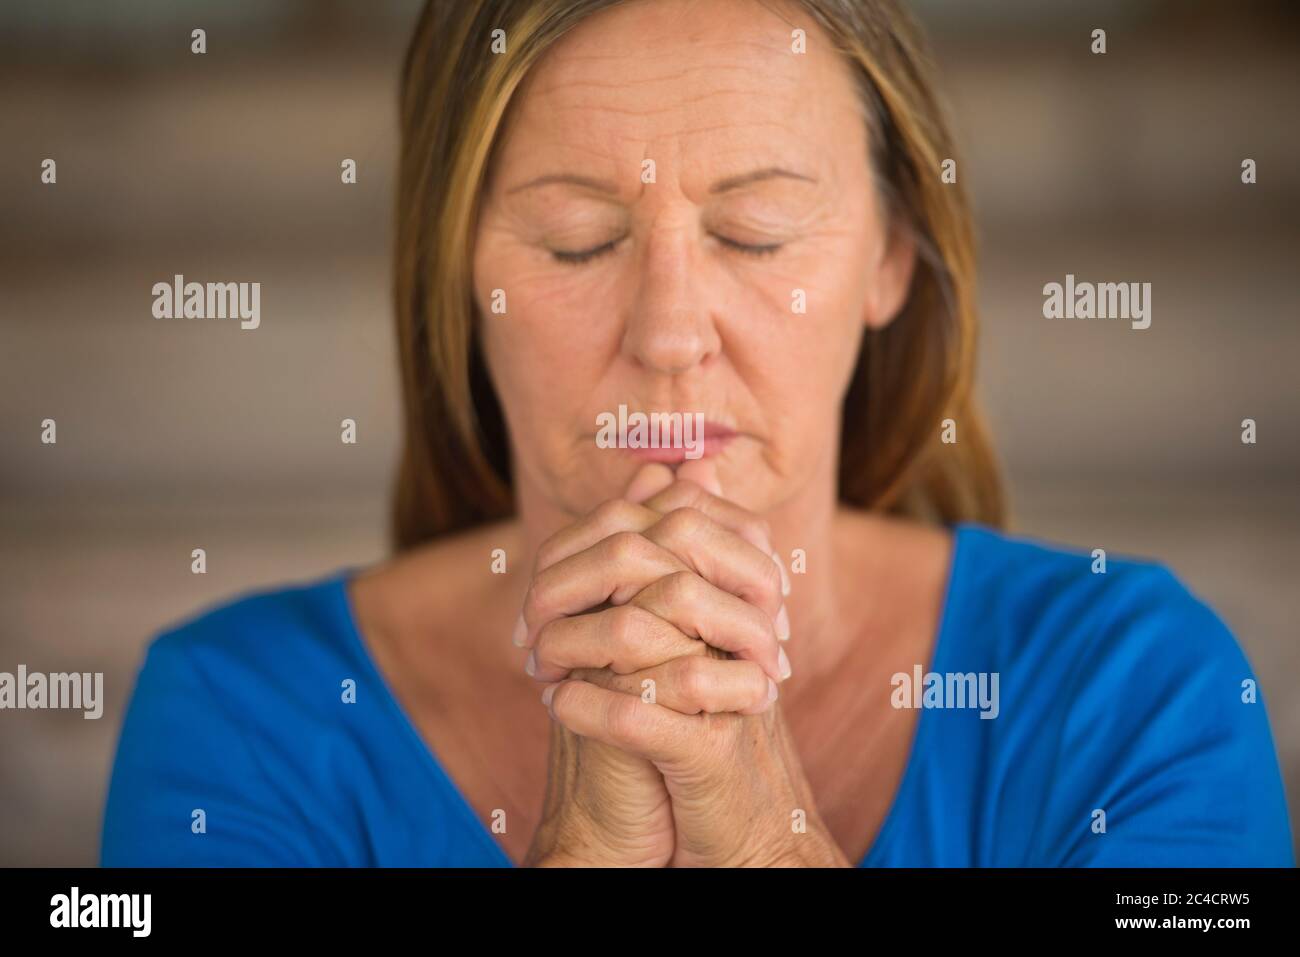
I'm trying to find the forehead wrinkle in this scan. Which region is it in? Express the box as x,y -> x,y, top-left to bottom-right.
530,20 -> 812,97
543,34 -> 803,67
499,4 -> 863,194
520,72 -> 811,146
529,61 -> 802,111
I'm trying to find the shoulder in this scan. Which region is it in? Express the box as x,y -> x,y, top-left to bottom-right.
141,570 -> 359,696
949,523 -> 1243,674
120,568 -> 377,769
941,523 -> 1293,865
947,522 -> 1260,756
102,570 -> 365,866
133,572 -> 366,722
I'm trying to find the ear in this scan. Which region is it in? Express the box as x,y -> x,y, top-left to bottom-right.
864,217 -> 917,330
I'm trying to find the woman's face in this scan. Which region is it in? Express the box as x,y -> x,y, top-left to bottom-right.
474,0 -> 914,518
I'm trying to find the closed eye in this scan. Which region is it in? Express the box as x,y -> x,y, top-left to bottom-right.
551,238 -> 622,265
550,234 -> 784,265
713,234 -> 783,258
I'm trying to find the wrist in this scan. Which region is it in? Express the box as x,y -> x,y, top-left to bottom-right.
741,815 -> 850,868
529,849 -> 584,868
780,818 -> 851,867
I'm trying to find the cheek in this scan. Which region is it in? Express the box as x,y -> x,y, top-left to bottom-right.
733,235 -> 871,385
477,221 -> 622,336
475,233 -> 622,426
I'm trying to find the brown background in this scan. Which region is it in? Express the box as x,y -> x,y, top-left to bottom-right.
1,0 -> 1296,865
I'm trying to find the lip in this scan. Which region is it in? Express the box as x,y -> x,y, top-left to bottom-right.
591,416 -> 740,461
624,431 -> 736,462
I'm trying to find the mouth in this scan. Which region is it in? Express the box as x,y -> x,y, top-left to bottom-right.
588,412 -> 740,462
622,428 -> 736,463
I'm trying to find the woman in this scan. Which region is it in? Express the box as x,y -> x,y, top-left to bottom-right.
101,0 -> 1292,867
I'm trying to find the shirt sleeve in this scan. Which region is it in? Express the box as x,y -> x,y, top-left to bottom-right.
1040,566 -> 1294,866
100,630 -> 333,866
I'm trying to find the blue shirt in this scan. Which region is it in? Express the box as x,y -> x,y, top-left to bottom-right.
101,523 -> 1294,866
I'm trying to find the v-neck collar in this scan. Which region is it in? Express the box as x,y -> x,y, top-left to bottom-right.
330,569 -> 515,867
324,522 -> 970,868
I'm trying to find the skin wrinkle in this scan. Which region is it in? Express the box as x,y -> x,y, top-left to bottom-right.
331,0 -> 1024,872
356,0 -> 955,867
537,80 -> 804,114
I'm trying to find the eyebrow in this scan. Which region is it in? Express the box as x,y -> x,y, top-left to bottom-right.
505,166 -> 817,196
506,173 -> 619,195
709,166 -> 818,194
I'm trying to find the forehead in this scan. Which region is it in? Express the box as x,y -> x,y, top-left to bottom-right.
493,0 -> 867,190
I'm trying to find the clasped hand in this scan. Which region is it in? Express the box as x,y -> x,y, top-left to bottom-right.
518,460 -> 848,868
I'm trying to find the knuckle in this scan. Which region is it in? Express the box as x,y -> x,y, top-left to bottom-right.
662,505 -> 706,534
604,529 -> 647,563
592,497 -> 635,529
603,604 -> 646,658
662,569 -> 702,607
673,655 -> 714,710
532,534 -> 563,576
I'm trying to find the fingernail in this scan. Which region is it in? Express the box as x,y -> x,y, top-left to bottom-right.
511,614 -> 527,647
541,683 -> 558,711
775,604 -> 790,642
524,650 -> 537,676
772,551 -> 791,597
766,677 -> 779,704
778,647 -> 792,681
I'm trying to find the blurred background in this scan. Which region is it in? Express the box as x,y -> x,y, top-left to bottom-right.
0,0 -> 1296,865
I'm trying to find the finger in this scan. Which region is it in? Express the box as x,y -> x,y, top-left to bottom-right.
529,603 -> 706,682
642,480 -> 783,588
520,531 -> 688,647
542,678 -> 700,766
532,475 -> 775,579
529,572 -> 785,684
583,655 -> 778,716
673,458 -> 722,496
641,507 -> 786,628
625,463 -> 677,504
629,571 -> 787,680
524,509 -> 787,659
533,498 -> 659,576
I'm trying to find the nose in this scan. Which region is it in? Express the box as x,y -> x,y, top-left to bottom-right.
621,226 -> 721,376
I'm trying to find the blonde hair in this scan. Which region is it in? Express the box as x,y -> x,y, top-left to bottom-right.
392,0 -> 1005,551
